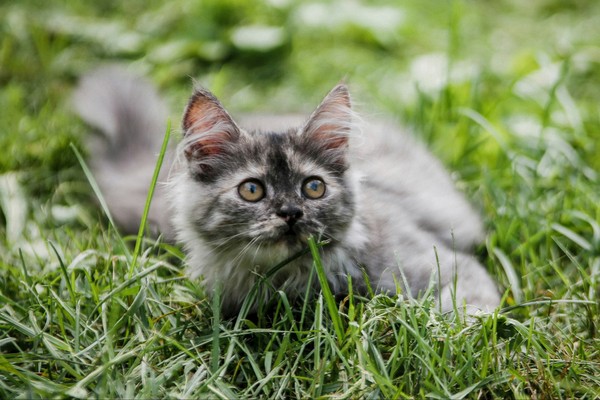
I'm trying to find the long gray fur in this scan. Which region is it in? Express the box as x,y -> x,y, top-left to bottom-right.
74,66 -> 500,314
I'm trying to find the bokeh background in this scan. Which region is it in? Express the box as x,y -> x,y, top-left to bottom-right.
2,0 -> 599,182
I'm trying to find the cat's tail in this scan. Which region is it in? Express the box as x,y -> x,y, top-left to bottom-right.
72,66 -> 174,239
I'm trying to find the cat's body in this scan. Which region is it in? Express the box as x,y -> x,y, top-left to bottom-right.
74,66 -> 500,314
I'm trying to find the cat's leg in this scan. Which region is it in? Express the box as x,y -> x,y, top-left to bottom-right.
434,250 -> 501,313
367,227 -> 500,312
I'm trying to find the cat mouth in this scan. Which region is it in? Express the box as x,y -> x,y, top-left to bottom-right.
276,226 -> 309,245
278,228 -> 299,242
255,223 -> 310,245
283,227 -> 297,237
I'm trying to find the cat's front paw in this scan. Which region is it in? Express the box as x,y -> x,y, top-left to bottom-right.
437,258 -> 501,314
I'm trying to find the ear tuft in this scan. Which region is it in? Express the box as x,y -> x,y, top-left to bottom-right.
303,84 -> 353,149
302,84 -> 353,168
181,87 -> 240,164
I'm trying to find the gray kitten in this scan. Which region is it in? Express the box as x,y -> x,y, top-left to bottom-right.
74,66 -> 500,314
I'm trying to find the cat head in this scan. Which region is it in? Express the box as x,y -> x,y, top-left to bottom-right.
174,84 -> 358,265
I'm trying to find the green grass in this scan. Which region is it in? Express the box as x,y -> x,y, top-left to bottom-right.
1,0 -> 599,398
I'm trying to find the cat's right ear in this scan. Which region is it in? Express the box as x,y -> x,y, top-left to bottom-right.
303,84 -> 353,149
182,88 -> 241,165
301,84 -> 354,171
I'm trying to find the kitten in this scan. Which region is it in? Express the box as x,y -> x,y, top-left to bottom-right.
74,66 -> 500,314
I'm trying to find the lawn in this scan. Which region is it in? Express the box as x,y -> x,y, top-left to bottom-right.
1,0 -> 599,398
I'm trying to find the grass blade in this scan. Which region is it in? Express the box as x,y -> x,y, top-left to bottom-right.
71,143 -> 131,260
131,120 -> 172,275
307,236 -> 345,344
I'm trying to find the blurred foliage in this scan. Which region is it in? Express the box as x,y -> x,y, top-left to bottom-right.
1,0 -> 599,175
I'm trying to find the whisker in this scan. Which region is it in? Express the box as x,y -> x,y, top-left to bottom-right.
231,236 -> 261,267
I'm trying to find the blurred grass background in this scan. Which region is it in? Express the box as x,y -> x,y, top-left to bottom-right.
2,0 -> 599,179
1,0 -> 599,398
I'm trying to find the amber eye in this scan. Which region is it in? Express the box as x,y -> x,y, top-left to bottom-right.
302,177 -> 326,199
238,179 -> 265,202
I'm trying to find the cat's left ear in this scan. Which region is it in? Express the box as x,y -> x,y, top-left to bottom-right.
301,84 -> 353,169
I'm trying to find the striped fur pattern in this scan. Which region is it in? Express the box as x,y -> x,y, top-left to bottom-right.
75,67 -> 500,315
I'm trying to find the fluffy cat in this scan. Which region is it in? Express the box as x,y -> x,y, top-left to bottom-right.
73,66 -> 500,314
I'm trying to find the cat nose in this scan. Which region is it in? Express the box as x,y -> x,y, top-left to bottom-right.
276,204 -> 304,226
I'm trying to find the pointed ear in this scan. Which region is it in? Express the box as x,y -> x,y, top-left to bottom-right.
182,87 -> 241,162
302,84 -> 353,168
301,84 -> 355,172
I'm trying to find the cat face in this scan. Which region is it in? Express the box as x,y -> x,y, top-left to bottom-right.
177,85 -> 357,265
